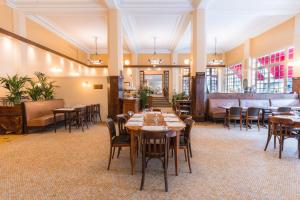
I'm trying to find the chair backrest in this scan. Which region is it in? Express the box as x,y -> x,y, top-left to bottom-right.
141,130 -> 172,158
180,114 -> 192,121
106,118 -> 117,140
229,107 -> 242,116
247,107 -> 261,117
117,114 -> 128,135
183,118 -> 195,141
278,107 -> 291,112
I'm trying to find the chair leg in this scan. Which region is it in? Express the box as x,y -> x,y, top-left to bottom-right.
279,135 -> 283,159
274,135 -> 277,149
264,133 -> 272,151
240,118 -> 242,130
257,119 -> 260,131
187,146 -> 192,173
140,145 -> 145,191
189,142 -> 192,158
164,158 -> 168,192
184,149 -> 187,161
117,147 -> 121,158
107,146 -> 113,170
112,147 -> 116,159
246,119 -> 248,131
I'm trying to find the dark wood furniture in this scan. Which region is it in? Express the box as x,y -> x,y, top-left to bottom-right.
0,105 -> 23,134
265,115 -> 300,159
191,72 -> 206,121
277,107 -> 292,112
175,100 -> 192,115
106,118 -> 131,170
140,129 -> 172,192
244,107 -> 261,131
125,113 -> 185,176
116,114 -> 130,158
123,98 -> 140,114
53,108 -> 74,133
224,107 -> 243,130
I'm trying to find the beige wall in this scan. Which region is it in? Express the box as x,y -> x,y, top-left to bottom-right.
26,19 -> 88,63
0,2 -> 13,32
51,76 -> 108,120
225,44 -> 244,66
251,17 -> 295,58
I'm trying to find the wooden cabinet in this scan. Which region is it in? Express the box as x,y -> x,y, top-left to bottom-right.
123,98 -> 140,114
0,105 -> 23,134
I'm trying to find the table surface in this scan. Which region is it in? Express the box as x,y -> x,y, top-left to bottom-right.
53,105 -> 87,112
218,106 -> 300,111
272,115 -> 300,123
125,113 -> 186,131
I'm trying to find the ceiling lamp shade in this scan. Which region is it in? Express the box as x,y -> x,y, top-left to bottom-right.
89,37 -> 103,65
148,37 -> 164,67
207,37 -> 225,67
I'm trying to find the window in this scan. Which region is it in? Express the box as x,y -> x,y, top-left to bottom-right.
225,63 -> 242,93
206,68 -> 218,93
252,48 -> 294,93
182,68 -> 190,95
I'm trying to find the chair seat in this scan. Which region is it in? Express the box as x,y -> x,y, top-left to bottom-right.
112,134 -> 130,145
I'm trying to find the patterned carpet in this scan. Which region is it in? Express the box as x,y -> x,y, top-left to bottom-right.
0,122 -> 300,200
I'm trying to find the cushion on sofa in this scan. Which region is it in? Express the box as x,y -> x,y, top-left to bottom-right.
27,113 -> 64,127
270,99 -> 300,107
208,99 -> 239,119
239,99 -> 270,108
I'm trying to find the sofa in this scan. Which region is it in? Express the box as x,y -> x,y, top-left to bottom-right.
208,97 -> 300,121
208,99 -> 239,120
22,99 -> 65,132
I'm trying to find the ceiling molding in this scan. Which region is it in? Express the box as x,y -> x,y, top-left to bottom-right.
121,7 -> 191,16
122,15 -> 138,53
28,15 -> 91,54
169,13 -> 191,52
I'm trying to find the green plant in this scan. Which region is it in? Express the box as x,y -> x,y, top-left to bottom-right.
26,80 -> 43,101
0,74 -> 30,105
172,92 -> 188,105
138,86 -> 153,109
34,72 -> 57,100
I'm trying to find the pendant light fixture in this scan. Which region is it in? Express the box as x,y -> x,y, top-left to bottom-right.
148,37 -> 163,67
208,37 -> 225,67
89,37 -> 103,65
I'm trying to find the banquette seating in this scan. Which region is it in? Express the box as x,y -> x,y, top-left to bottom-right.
22,99 -> 65,132
208,97 -> 300,121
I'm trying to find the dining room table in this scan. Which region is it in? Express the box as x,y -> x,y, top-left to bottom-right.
271,114 -> 300,128
125,112 -> 186,176
53,105 -> 87,133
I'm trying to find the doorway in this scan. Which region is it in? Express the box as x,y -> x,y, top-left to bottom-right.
144,74 -> 163,95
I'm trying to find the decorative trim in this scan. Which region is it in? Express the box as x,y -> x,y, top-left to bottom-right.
124,65 -> 189,68
28,15 -> 91,54
0,27 -> 91,67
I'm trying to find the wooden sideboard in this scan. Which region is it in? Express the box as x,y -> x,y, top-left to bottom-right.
0,105 -> 23,134
123,98 -> 140,114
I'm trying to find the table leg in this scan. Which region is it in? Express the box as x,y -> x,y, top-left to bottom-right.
54,113 -> 57,133
175,131 -> 179,176
130,131 -> 136,175
68,112 -> 72,133
64,113 -> 67,129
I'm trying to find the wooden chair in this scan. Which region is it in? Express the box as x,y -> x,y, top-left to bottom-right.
278,107 -> 291,112
92,104 -> 101,123
225,107 -> 243,130
152,108 -> 162,112
116,114 -> 131,158
265,117 -> 300,159
277,118 -> 299,159
106,118 -> 131,170
140,129 -> 172,192
68,107 -> 88,132
264,116 -> 280,151
180,118 -> 194,172
244,107 -> 261,131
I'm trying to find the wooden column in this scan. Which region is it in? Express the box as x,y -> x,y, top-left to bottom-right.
293,77 -> 300,94
190,9 -> 207,121
107,9 -> 124,120
191,72 -> 206,121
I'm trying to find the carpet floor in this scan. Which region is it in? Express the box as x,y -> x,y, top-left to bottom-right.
0,122 -> 300,200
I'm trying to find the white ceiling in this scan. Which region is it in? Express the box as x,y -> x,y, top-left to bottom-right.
7,0 -> 300,54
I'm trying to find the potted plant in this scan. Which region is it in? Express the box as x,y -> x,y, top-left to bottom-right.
138,86 -> 153,109
26,80 -> 43,101
34,72 -> 57,100
0,74 -> 30,105
171,92 -> 188,110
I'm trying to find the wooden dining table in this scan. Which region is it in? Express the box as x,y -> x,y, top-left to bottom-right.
272,115 -> 300,128
125,112 -> 186,176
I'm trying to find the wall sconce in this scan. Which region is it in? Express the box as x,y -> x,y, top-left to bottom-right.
184,59 -> 190,65
69,71 -> 80,77
124,59 -> 130,65
82,81 -> 91,88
